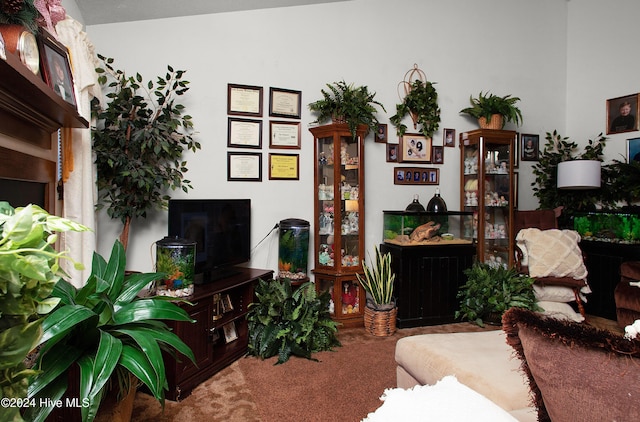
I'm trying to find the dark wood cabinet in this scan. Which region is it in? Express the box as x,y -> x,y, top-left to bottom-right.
581,241 -> 640,320
164,267 -> 273,401
380,243 -> 475,328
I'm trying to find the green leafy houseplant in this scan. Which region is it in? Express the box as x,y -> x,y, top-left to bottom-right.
605,159 -> 640,209
356,246 -> 396,310
92,54 -> 201,250
246,278 -> 340,365
308,80 -> 386,140
0,203 -> 90,422
455,262 -> 540,327
532,130 -> 614,224
390,79 -> 441,138
25,240 -> 196,422
459,91 -> 523,129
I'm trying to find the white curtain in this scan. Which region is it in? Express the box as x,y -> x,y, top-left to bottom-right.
55,16 -> 101,287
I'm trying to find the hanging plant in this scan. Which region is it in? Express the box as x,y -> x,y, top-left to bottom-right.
390,79 -> 441,138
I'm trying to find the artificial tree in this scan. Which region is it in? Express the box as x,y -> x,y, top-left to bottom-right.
92,55 -> 200,250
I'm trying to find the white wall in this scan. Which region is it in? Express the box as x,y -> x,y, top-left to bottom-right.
79,0 -> 638,275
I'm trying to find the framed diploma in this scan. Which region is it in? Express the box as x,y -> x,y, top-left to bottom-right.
227,152 -> 262,181
269,121 -> 301,149
227,83 -> 263,117
269,153 -> 299,180
269,87 -> 301,119
228,118 -> 262,148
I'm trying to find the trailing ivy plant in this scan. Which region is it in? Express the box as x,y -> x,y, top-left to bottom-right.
247,278 -> 340,364
532,130 -> 614,223
390,79 -> 441,138
92,54 -> 201,250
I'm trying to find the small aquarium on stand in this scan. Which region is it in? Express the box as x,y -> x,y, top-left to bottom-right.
382,210 -> 475,245
278,218 -> 310,282
573,211 -> 640,244
154,236 -> 196,297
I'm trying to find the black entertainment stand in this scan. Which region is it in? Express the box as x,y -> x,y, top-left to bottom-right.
164,267 -> 273,401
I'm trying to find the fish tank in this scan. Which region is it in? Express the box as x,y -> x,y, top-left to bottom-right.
383,210 -> 475,245
573,211 -> 640,244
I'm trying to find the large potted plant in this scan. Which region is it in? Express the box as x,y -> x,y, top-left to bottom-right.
0,202 -> 90,422
390,79 -> 441,139
459,91 -> 523,129
308,80 -> 386,140
92,55 -> 201,250
246,278 -> 340,364
25,240 -> 196,422
356,246 -> 397,336
455,262 -> 540,327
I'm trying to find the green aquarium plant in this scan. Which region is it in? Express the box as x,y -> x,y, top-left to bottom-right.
247,278 -> 340,364
456,262 -> 540,327
0,202 -> 90,422
25,240 -> 195,422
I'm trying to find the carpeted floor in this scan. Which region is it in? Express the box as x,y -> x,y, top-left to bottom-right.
130,316 -> 621,422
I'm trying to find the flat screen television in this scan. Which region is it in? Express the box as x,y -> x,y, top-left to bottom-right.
168,199 -> 251,283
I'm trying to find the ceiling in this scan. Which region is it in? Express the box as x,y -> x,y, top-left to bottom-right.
75,0 -> 347,25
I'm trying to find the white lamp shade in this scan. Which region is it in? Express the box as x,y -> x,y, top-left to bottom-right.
557,160 -> 601,189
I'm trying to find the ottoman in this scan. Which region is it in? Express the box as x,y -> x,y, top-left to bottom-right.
615,261 -> 640,328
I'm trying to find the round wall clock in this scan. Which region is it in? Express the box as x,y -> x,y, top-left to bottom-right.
0,25 -> 40,75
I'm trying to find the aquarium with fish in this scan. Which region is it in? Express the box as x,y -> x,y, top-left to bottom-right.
382,210 -> 475,245
573,211 -> 640,244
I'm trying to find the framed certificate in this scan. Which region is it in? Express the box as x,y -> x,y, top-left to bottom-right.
227,84 -> 263,117
269,153 -> 299,180
228,118 -> 262,148
269,87 -> 301,119
269,121 -> 301,149
227,152 -> 262,181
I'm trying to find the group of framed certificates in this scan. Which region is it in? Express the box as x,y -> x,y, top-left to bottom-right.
226,84 -> 302,181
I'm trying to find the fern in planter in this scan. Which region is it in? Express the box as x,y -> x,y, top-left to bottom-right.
390,79 -> 441,138
247,278 -> 340,364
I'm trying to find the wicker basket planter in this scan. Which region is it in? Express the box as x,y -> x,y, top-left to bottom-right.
478,114 -> 504,130
364,306 -> 397,337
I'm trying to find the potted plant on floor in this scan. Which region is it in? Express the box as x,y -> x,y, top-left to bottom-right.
455,262 -> 540,327
246,278 -> 340,364
390,79 -> 441,139
308,80 -> 386,140
459,91 -> 523,129
92,55 -> 201,250
25,240 -> 196,422
0,202 -> 90,422
356,246 -> 397,336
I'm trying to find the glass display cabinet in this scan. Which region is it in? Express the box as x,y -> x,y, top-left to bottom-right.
460,129 -> 516,268
309,123 -> 366,327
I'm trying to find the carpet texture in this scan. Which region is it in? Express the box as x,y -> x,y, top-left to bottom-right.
131,322 -> 491,421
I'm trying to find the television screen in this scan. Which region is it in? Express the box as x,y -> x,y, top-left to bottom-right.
168,199 -> 251,283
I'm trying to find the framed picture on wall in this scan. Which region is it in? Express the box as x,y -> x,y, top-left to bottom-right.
375,123 -> 388,143
227,84 -> 263,117
228,118 -> 262,148
269,87 -> 301,119
627,137 -> 640,162
398,134 -> 431,163
444,128 -> 456,147
432,146 -> 444,164
607,93 -> 639,134
520,134 -> 539,161
386,143 -> 398,162
393,167 -> 439,185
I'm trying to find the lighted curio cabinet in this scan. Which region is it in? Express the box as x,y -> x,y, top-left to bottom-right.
460,129 -> 517,268
309,123 -> 366,327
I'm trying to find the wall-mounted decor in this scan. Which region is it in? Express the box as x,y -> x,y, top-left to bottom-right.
269,153 -> 299,180
444,128 -> 455,147
521,133 -> 539,161
398,133 -> 431,163
227,151 -> 262,181
628,137 -> 640,162
375,123 -> 388,143
432,146 -> 444,164
386,143 -> 398,162
228,117 -> 262,148
393,167 -> 439,185
607,93 -> 639,134
269,87 -> 301,119
227,84 -> 263,117
269,120 -> 301,149
39,31 -> 76,106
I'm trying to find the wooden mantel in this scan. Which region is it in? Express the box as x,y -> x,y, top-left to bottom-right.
0,51 -> 88,149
